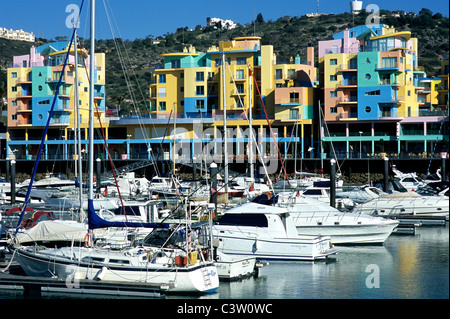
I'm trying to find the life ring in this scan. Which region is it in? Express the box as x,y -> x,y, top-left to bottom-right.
84,233 -> 90,246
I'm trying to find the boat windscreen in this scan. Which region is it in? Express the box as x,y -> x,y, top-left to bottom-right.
142,228 -> 185,248
216,213 -> 268,227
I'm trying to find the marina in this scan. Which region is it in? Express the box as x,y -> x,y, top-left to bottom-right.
0,0 -> 448,309
1,221 -> 448,299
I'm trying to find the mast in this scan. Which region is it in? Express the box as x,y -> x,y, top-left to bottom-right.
73,27 -> 84,222
221,52 -> 229,193
248,66 -> 254,181
88,0 -> 95,201
318,99 -> 323,176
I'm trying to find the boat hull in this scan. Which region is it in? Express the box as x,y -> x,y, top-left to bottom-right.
214,253 -> 257,280
354,196 -> 449,217
294,223 -> 398,244
214,232 -> 335,261
15,247 -> 218,294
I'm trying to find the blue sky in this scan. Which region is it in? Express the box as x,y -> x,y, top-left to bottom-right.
2,0 -> 448,40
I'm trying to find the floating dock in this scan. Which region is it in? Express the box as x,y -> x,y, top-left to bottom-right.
0,272 -> 173,298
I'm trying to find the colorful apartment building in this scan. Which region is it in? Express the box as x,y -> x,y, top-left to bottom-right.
318,25 -> 448,159
6,41 -> 106,160
141,36 -> 318,163
5,28 -> 447,167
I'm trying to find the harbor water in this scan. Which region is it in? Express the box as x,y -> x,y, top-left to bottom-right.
1,223 -> 448,300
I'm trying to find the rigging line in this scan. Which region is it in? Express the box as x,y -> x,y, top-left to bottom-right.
79,40 -> 127,220
425,116 -> 445,177
319,103 -> 343,176
102,0 -> 156,155
225,63 -> 274,192
250,67 -> 292,191
15,0 -> 86,235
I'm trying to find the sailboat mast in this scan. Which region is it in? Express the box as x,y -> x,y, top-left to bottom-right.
88,0 -> 95,201
73,27 -> 84,221
248,67 -> 254,181
221,52 -> 229,193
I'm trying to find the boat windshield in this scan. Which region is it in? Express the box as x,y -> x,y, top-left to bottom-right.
141,228 -> 185,249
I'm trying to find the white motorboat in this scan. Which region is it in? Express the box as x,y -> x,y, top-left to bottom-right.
392,165 -> 426,192
214,251 -> 258,281
275,192 -> 399,245
352,191 -> 449,217
213,202 -> 337,261
301,186 -> 355,211
336,185 -> 387,204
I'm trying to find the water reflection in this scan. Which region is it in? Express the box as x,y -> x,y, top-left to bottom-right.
216,224 -> 448,299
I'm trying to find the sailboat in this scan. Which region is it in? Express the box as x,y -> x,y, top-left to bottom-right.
12,0 -> 219,294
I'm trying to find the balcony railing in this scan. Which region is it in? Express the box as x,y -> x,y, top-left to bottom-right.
338,80 -> 357,87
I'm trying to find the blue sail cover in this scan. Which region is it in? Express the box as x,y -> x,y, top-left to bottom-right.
87,199 -> 169,230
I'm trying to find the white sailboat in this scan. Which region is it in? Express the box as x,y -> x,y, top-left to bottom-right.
13,0 -> 219,294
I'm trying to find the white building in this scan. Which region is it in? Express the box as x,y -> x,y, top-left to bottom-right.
206,17 -> 237,30
0,27 -> 35,42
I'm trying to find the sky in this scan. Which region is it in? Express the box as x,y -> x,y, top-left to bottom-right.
1,0 -> 448,41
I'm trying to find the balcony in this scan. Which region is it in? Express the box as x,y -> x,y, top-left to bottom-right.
338,80 -> 357,88
378,79 -> 401,86
375,63 -> 400,72
339,112 -> 358,120
338,96 -> 357,104
339,64 -> 357,72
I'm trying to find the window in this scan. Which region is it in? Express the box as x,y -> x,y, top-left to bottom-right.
215,58 -> 222,67
290,92 -> 299,103
196,86 -> 204,95
382,57 -> 397,68
289,108 -> 299,119
332,46 -> 338,54
236,84 -> 245,94
365,90 -> 380,96
171,59 -> 180,68
11,72 -> 17,78
159,74 -> 166,83
365,73 -> 371,80
236,69 -> 245,80
158,87 -> 166,97
11,101 -> 17,106
38,99 -> 50,104
330,75 -> 337,81
330,107 -> 337,113
365,106 -> 371,113
12,114 -> 17,120
276,69 -> 283,79
196,72 -> 204,81
330,59 -> 337,65
330,91 -> 337,98
196,100 -> 205,110
365,58 -> 371,64
218,213 -> 268,227
11,87 -> 17,92
158,101 -> 166,111
288,69 -> 295,79
236,57 -> 246,65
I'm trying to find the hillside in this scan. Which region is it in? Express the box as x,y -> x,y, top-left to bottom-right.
1,8 -> 448,117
